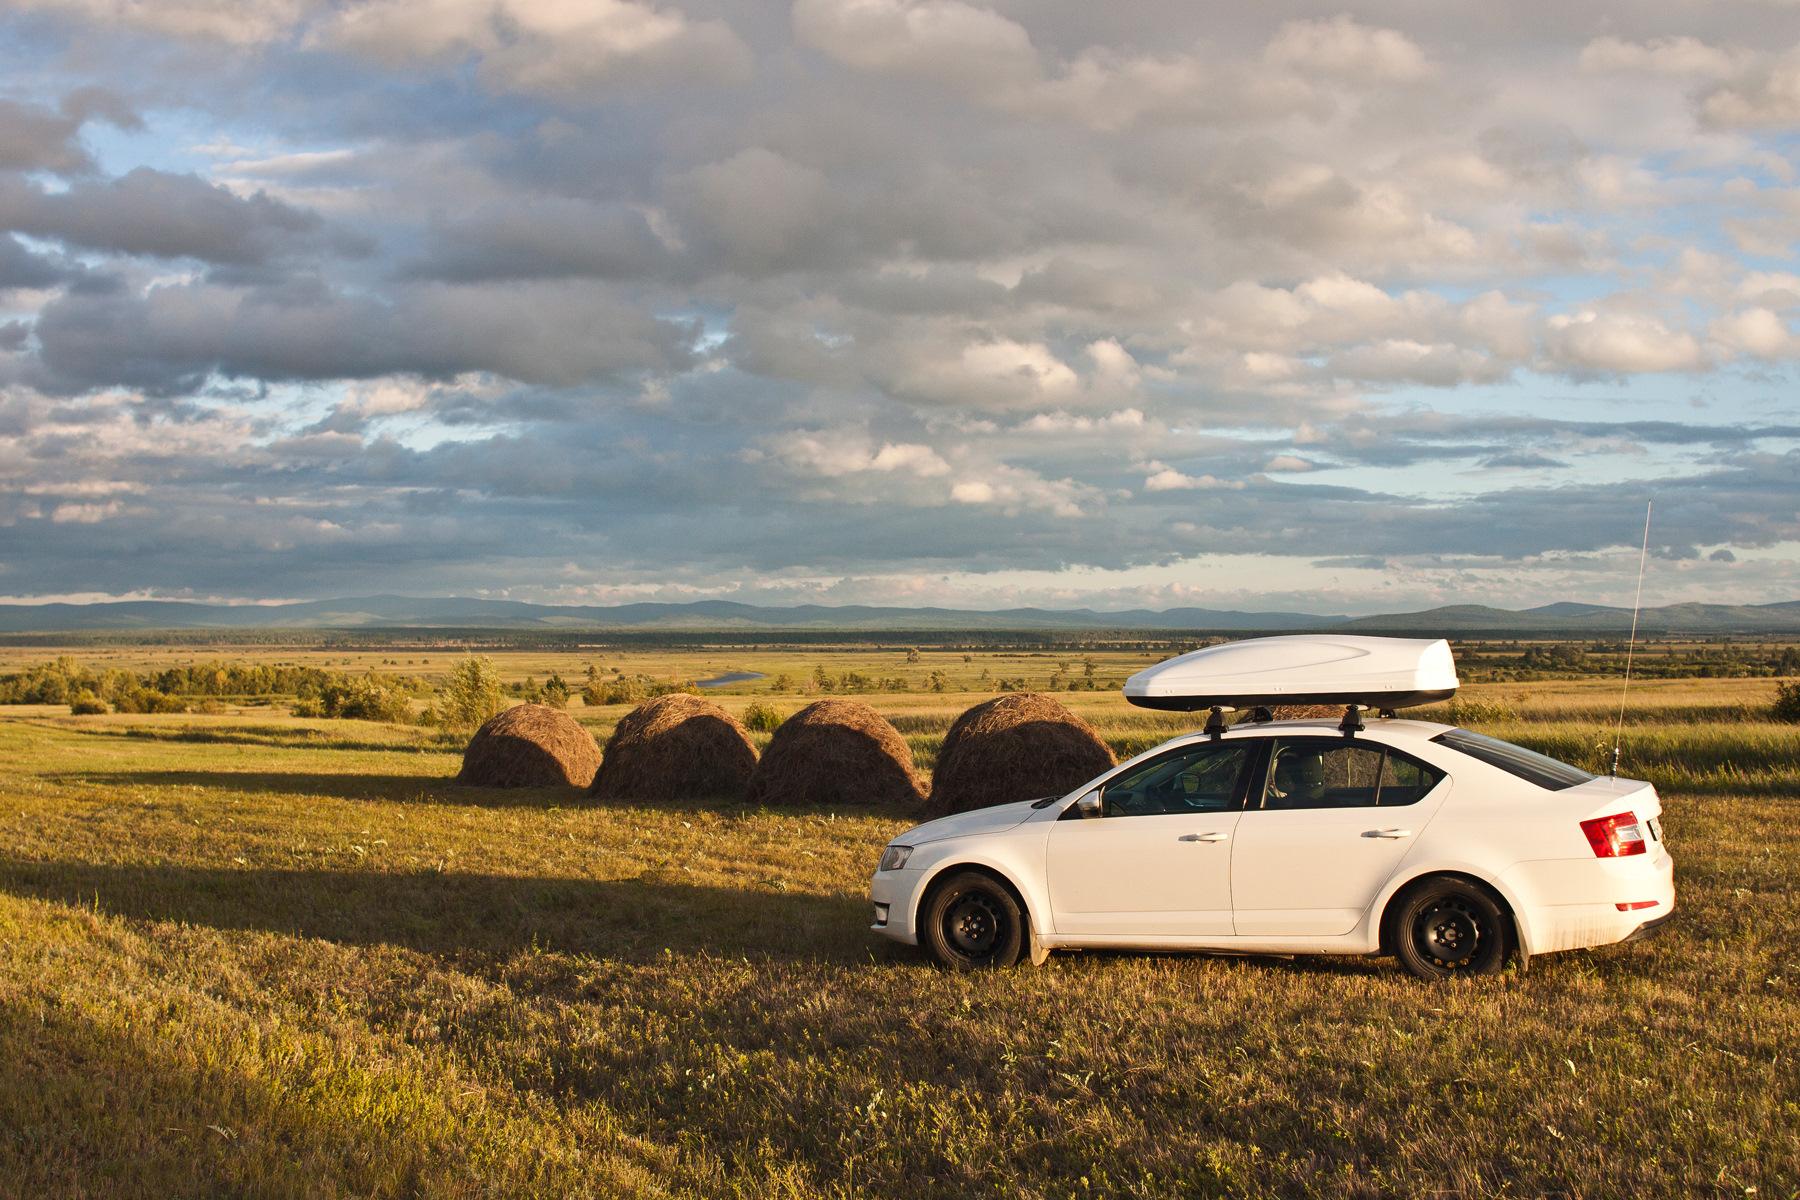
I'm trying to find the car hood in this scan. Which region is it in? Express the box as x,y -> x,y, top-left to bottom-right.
901,797 -> 1049,845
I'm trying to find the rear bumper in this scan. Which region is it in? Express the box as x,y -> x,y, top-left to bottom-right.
1501,849 -> 1676,955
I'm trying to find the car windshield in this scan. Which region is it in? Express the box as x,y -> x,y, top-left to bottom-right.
1430,727 -> 1595,791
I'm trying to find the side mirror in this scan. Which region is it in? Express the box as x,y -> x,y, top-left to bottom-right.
1075,788 -> 1103,818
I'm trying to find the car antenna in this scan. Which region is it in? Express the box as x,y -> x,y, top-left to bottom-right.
1610,500 -> 1652,779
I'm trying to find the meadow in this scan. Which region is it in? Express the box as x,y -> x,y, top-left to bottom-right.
0,645 -> 1794,1197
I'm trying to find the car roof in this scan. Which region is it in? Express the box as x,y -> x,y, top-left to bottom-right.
1153,716 -> 1456,751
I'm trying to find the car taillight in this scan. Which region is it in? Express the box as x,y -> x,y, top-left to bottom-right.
1581,812 -> 1647,858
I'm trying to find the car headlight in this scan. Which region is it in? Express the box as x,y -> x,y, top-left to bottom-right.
878,844 -> 914,872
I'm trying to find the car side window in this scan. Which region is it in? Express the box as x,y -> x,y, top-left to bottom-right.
1259,739 -> 1445,810
1377,750 -> 1444,807
1262,739 -> 1385,810
1097,742 -> 1256,817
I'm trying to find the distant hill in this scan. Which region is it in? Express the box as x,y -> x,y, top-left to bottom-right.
1342,601 -> 1800,634
0,595 -> 1795,634
0,596 -> 1346,634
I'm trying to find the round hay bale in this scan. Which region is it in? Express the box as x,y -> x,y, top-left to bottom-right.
455,703 -> 601,788
589,693 -> 757,801
928,693 -> 1116,817
1266,704 -> 1345,721
747,699 -> 925,808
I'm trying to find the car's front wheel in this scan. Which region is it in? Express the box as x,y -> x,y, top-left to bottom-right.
921,871 -> 1025,970
1391,877 -> 1513,980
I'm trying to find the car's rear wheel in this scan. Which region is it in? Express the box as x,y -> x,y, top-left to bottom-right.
1392,877 -> 1512,980
921,871 -> 1024,970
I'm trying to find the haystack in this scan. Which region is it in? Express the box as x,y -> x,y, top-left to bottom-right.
747,699 -> 925,808
455,703 -> 601,788
1265,705 -> 1345,721
589,693 -> 758,801
928,693 -> 1116,817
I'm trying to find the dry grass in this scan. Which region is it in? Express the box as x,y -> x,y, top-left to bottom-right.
0,676 -> 1794,1198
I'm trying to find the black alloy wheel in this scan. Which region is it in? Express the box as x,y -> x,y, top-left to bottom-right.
1392,877 -> 1512,980
921,871 -> 1025,970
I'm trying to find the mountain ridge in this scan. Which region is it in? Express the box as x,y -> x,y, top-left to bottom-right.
0,596 -> 1796,634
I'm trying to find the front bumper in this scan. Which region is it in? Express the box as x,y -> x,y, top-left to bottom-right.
869,868 -> 929,945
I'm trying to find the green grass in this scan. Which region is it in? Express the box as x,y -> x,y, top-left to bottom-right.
0,693 -> 1796,1197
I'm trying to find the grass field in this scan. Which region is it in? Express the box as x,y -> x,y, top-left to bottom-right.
0,658 -> 1795,1197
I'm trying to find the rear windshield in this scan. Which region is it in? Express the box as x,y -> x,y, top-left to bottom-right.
1430,728 -> 1596,791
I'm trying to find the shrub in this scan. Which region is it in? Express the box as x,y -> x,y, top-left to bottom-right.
1774,681 -> 1800,723
541,674 -> 570,709
68,690 -> 107,715
443,657 -> 507,730
742,702 -> 784,733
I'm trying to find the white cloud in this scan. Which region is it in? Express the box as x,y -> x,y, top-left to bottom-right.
1546,310 -> 1708,373
1710,306 -> 1800,358
1264,455 -> 1314,473
319,0 -> 752,94
1579,36 -> 1740,78
1141,464 -> 1244,492
1263,15 -> 1436,85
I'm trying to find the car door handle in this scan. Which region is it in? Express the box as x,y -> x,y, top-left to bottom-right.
1363,829 -> 1414,839
1179,832 -> 1229,842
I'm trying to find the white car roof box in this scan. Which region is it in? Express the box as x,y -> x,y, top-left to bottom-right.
1123,635 -> 1459,713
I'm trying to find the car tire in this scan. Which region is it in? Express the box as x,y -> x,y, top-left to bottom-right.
1392,877 -> 1513,980
921,871 -> 1025,970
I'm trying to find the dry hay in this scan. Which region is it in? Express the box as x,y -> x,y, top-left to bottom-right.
1265,704 -> 1346,721
455,703 -> 601,788
589,693 -> 757,801
927,692 -> 1116,818
747,699 -> 925,808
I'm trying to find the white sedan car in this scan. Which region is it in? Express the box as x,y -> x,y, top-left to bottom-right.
870,716 -> 1675,978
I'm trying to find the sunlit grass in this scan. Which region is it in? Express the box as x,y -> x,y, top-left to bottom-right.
0,671 -> 1795,1197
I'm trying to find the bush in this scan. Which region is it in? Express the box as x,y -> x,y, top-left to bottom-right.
1774,681 -> 1800,723
742,702 -> 784,733
112,689 -> 188,714
583,674 -> 693,707
68,690 -> 107,716
292,674 -> 413,723
443,657 -> 507,730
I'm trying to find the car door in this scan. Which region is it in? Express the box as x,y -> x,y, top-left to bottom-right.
1231,737 -> 1449,937
1046,739 -> 1261,937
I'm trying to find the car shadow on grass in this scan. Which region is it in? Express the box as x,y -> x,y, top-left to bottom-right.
45,767 -> 598,808
0,858 -> 876,964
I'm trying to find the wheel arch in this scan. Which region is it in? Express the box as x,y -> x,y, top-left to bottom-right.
1377,867 -> 1529,961
916,860 -> 1034,934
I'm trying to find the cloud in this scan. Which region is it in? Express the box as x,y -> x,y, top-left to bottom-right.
1580,36 -> 1740,78
1263,15 -> 1435,85
0,0 -> 1796,608
1545,310 -> 1707,373
0,169 -> 328,265
0,0 -> 314,45
0,99 -> 91,174
1701,47 -> 1800,128
31,278 -> 699,393
319,0 -> 753,95
1142,464 -> 1244,492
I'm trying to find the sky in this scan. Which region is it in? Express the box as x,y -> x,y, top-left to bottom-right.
1,0 -> 1798,615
